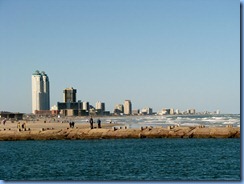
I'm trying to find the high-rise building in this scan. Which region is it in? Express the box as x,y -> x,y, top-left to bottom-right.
57,88 -> 91,116
175,109 -> 180,114
82,101 -> 90,112
63,87 -> 77,103
124,100 -> 132,115
141,107 -> 153,115
96,101 -> 105,115
32,70 -> 50,113
96,101 -> 105,111
189,109 -> 196,114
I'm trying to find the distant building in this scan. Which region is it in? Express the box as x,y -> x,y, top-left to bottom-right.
162,108 -> 170,115
103,111 -> 110,116
175,109 -> 180,114
63,87 -> 77,103
189,109 -> 196,114
58,101 -> 87,116
140,107 -> 153,115
124,100 -> 132,115
32,70 -> 50,114
89,105 -> 96,116
0,111 -> 24,120
216,110 -> 220,114
132,109 -> 140,115
114,104 -> 124,115
170,108 -> 174,115
96,101 -> 105,115
51,105 -> 59,115
82,102 -> 90,112
51,105 -> 58,111
57,88 -> 87,116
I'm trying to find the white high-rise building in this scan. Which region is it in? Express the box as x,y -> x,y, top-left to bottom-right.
96,101 -> 105,111
175,109 -> 180,114
82,101 -> 89,111
124,100 -> 132,115
141,107 -> 153,115
32,70 -> 50,113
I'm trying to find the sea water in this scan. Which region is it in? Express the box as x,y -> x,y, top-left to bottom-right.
0,138 -> 240,180
76,114 -> 240,129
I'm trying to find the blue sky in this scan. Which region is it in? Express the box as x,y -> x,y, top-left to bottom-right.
0,0 -> 240,114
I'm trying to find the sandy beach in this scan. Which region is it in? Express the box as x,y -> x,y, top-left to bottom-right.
0,118 -> 240,141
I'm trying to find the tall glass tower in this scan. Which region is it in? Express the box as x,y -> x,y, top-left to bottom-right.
32,70 -> 50,113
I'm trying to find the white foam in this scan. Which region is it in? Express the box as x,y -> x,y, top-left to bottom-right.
223,122 -> 235,125
98,115 -> 240,128
181,123 -> 200,126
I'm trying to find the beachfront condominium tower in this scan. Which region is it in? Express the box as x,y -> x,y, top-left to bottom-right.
96,101 -> 105,111
32,70 -> 50,113
82,101 -> 90,112
63,87 -> 77,103
124,100 -> 132,115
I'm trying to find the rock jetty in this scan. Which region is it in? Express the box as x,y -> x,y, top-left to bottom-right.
0,126 -> 240,141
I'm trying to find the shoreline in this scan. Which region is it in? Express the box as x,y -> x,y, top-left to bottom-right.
0,120 -> 240,141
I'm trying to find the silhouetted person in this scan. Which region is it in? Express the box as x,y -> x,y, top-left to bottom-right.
89,116 -> 93,129
69,121 -> 75,128
97,119 -> 101,128
22,123 -> 26,131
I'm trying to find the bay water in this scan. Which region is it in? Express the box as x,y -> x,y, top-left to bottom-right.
0,138 -> 240,181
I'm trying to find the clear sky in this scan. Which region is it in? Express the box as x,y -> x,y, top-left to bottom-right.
0,0 -> 240,114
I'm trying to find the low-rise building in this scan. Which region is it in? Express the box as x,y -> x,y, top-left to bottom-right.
162,108 -> 170,115
114,104 -> 124,115
57,101 -> 88,116
132,109 -> 140,115
189,109 -> 196,114
0,111 -> 24,120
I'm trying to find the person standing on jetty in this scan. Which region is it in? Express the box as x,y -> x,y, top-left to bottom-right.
89,116 -> 94,129
21,122 -> 26,131
1,118 -> 6,125
17,122 -> 21,131
97,119 -> 101,128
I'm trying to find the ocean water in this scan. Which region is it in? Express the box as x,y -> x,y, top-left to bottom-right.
76,114 -> 240,129
0,138 -> 240,181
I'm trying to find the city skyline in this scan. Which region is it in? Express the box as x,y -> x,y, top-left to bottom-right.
0,0 -> 240,114
36,84 -> 220,116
